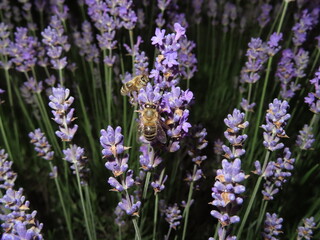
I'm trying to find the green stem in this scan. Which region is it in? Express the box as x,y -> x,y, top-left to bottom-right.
237,151 -> 270,238
49,162 -> 74,240
165,227 -> 172,240
76,85 -> 98,164
124,189 -> 142,240
254,200 -> 268,235
75,162 -> 93,240
128,105 -> 138,147
310,48 -> 320,75
85,185 -> 97,240
247,57 -> 272,166
182,165 -> 197,240
152,193 -> 159,240
0,111 -> 13,160
143,172 -> 151,200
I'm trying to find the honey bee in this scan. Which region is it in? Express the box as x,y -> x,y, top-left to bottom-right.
137,103 -> 167,144
120,75 -> 149,96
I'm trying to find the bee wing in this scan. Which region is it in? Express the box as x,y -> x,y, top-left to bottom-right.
156,121 -> 167,144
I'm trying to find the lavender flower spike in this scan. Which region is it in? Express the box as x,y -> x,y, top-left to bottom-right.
48,87 -> 78,141
165,203 -> 182,229
63,144 -> 89,185
305,67 -> 320,114
29,129 -> 54,161
210,158 -> 245,226
296,124 -> 315,150
297,217 -> 316,240
263,212 -> 283,240
0,149 -> 17,189
261,99 -> 290,151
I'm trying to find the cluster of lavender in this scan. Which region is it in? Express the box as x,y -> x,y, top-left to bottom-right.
292,8 -> 319,47
297,217 -> 316,240
258,3 -> 272,28
164,203 -> 182,230
73,21 -> 100,64
0,23 -> 10,70
41,15 -> 70,71
262,212 -> 283,240
210,109 -> 248,238
252,99 -> 293,200
255,148 -> 295,200
133,25 -> 195,151
0,149 -> 43,239
137,83 -> 193,152
123,35 -> 149,76
305,67 -> 320,114
261,99 -> 290,152
29,128 -> 54,161
7,27 -> 38,73
221,2 -> 237,32
139,144 -> 162,172
185,126 -> 208,184
0,149 -> 16,189
296,124 -> 315,150
100,126 -> 141,216
48,87 -> 88,184
150,23 -> 186,88
155,0 -> 171,28
49,87 -> 78,142
276,49 -> 300,100
240,33 -> 282,111
85,0 -> 137,66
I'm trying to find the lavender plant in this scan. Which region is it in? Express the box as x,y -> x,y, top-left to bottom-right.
0,0 -> 319,239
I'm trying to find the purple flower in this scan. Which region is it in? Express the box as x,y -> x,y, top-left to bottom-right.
139,144 -> 162,171
63,145 -> 89,185
151,174 -> 168,193
210,159 -> 245,226
297,217 -> 316,240
49,87 -> 78,141
222,109 -> 248,159
150,23 -> 187,89
261,99 -> 290,151
276,49 -> 299,100
240,98 -> 256,112
41,15 -> 70,71
178,38 -> 197,80
292,9 -> 319,47
0,188 -> 43,238
29,129 -> 54,161
305,68 -> 320,113
266,32 -> 282,57
0,149 -> 17,189
138,83 -> 162,105
165,203 -> 182,229
100,126 -> 126,158
213,139 -> 224,155
8,27 -> 38,72
294,48 -> 309,78
118,195 -> 141,216
296,124 -> 315,150
240,37 -> 268,84
185,169 -> 203,182
151,28 -> 166,46
263,212 -> 283,239
258,148 -> 295,200
108,170 -> 134,192
258,4 -> 272,28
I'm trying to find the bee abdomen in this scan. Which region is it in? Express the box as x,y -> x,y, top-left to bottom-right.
120,86 -> 127,95
144,125 -> 157,141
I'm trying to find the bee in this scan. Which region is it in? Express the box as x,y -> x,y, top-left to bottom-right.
120,75 -> 149,96
137,103 -> 167,144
